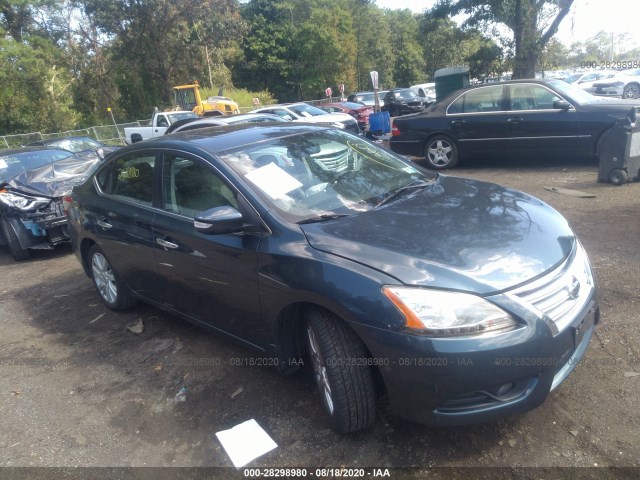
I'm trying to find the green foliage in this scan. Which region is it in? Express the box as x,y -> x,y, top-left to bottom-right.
3,0 -> 636,136
199,86 -> 277,110
431,0 -> 575,78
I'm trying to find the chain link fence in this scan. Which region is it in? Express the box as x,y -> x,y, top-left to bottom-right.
1,99 -> 349,148
1,121 -> 149,150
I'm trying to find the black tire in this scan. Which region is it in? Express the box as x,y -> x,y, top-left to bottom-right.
1,218 -> 30,261
622,83 -> 640,99
88,244 -> 137,310
306,309 -> 376,434
609,168 -> 628,186
424,135 -> 459,169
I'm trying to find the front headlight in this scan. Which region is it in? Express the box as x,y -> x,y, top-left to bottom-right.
383,287 -> 518,337
0,191 -> 51,211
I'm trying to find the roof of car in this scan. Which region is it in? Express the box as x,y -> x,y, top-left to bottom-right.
123,123 -> 331,155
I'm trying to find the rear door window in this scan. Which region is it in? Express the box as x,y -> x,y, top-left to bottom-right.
110,155 -> 156,206
447,86 -> 504,114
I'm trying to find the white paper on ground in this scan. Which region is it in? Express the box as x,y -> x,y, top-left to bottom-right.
215,419 -> 278,467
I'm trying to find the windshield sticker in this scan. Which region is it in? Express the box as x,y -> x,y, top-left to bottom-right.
245,162 -> 302,200
0,159 -> 7,169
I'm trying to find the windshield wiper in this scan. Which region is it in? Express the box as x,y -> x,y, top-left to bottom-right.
297,214 -> 349,225
376,179 -> 431,208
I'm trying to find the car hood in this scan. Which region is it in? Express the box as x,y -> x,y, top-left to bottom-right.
301,176 -> 575,294
580,97 -> 640,114
2,154 -> 102,198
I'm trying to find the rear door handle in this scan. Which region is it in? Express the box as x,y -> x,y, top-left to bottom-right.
451,120 -> 466,127
507,117 -> 523,124
156,238 -> 179,249
97,220 -> 112,229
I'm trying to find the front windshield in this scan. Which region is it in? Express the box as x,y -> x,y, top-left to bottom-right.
549,80 -> 598,104
563,74 -> 581,84
0,149 -> 74,182
394,89 -> 419,100
167,112 -> 199,123
288,104 -> 329,117
218,129 -> 435,222
51,137 -> 101,152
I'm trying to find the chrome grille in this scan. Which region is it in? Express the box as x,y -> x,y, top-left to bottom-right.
509,242 -> 594,334
312,148 -> 349,172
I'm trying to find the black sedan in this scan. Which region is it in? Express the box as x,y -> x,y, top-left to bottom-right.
67,124 -> 598,433
390,79 -> 640,169
382,88 -> 427,117
0,147 -> 103,260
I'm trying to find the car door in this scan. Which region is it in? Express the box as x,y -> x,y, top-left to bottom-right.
151,152 -> 264,343
506,83 -> 579,155
445,85 -> 509,156
89,152 -> 162,299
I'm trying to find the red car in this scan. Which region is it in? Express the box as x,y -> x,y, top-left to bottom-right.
319,102 -> 373,129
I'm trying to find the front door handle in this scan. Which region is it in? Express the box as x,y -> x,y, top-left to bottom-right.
156,238 -> 179,249
507,117 -> 523,124
97,219 -> 112,229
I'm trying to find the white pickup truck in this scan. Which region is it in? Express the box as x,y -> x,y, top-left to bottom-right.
124,110 -> 198,144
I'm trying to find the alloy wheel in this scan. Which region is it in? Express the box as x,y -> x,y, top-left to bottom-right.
307,324 -> 334,415
91,252 -> 118,305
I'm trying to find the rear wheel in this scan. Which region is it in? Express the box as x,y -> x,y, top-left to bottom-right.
88,245 -> 137,310
306,309 -> 376,434
622,83 -> 640,99
0,218 -> 30,261
424,135 -> 459,169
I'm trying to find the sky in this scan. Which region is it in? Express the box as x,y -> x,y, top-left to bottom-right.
375,0 -> 640,50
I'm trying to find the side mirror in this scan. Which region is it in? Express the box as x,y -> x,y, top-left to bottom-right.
194,206 -> 244,235
553,100 -> 571,111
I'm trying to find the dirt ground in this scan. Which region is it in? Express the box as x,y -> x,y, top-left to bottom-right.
0,154 -> 639,479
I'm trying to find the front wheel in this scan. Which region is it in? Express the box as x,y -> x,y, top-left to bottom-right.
0,218 -> 30,261
424,135 -> 459,169
622,83 -> 640,99
88,245 -> 137,310
306,310 -> 376,434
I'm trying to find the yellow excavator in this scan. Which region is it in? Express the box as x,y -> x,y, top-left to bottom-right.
172,81 -> 239,117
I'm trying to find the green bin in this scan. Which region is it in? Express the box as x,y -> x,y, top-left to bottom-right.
434,67 -> 470,101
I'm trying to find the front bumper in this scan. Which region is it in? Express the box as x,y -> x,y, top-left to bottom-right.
353,298 -> 598,427
592,85 -> 624,96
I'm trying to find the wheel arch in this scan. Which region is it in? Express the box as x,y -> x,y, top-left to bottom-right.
80,238 -> 97,277
272,301 -> 388,395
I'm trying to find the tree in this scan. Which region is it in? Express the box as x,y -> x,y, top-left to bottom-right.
432,0 -> 574,78
385,9 -> 424,87
349,1 -> 394,91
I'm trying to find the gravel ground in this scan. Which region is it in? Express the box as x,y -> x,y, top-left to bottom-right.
0,153 -> 638,479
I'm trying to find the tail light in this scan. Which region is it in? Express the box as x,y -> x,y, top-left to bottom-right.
62,195 -> 73,215
391,124 -> 401,136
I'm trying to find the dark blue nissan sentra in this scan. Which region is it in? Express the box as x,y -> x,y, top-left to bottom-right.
67,123 -> 598,433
